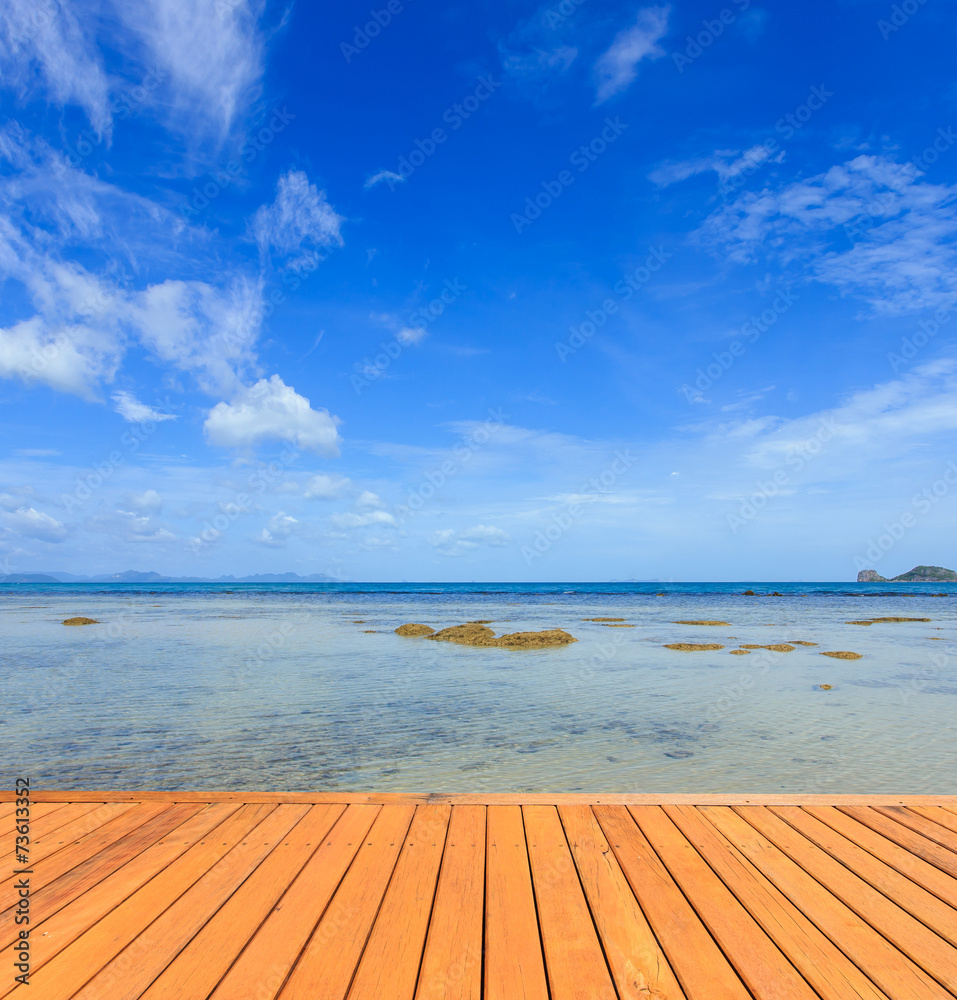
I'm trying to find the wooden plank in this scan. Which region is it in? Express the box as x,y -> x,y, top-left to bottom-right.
0,803 -> 235,989
839,806 -> 957,880
19,803 -> 276,1000
209,804 -> 380,1000
72,804 -> 311,1000
1,801 -> 137,877
0,803 -> 200,953
276,803 -> 416,1000
1,802 -> 167,898
415,805 -> 485,1000
732,806 -> 957,996
0,802 -> 102,858
136,804 -> 344,1000
6,788 -> 957,806
770,806 -> 957,947
908,805 -> 957,840
523,805 -> 617,1000
484,805 -> 549,1000
874,806 -> 957,853
666,805 -> 890,1000
593,805 -> 750,1000
559,804 -> 686,1000
632,806 -> 818,1000
803,806 -> 957,909
701,806 -> 952,1000
347,804 -> 451,1000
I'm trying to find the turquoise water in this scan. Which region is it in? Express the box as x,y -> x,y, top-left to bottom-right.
3,582 -> 956,793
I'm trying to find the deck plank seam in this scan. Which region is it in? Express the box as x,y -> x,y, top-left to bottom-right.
409,804 -> 456,1000
334,804 -> 418,1000
132,803 -> 320,1000
7,802 -> 171,896
195,802 -> 348,1000
732,806 -> 957,997
906,805 -> 957,840
154,802 -> 347,1000
679,805 -> 893,1000
774,805 -> 957,949
697,806 -> 898,1000
795,806 -> 957,924
58,802 -> 280,1000
877,807 -> 957,852
554,804 -> 632,1000
248,803 -> 381,1000
517,804 -> 555,1000
835,806 -> 957,882
276,803 -> 415,1000
0,803 -> 210,964
608,805 -> 755,999
656,805 -> 827,1000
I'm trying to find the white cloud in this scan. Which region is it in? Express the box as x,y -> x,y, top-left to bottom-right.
3,506 -> 67,542
112,391 -> 177,423
90,508 -> 177,543
0,0 -> 112,133
129,277 -> 264,396
356,490 -> 385,509
111,0 -> 267,143
252,170 -> 344,266
126,489 -> 162,513
204,375 -> 342,455
593,6 -> 669,104
364,170 -> 405,190
303,474 -> 352,500
0,128 -> 267,399
432,523 -> 512,556
698,155 -> 957,315
330,510 -> 396,529
256,511 -> 300,547
397,326 -> 427,345
649,145 -> 781,188
0,317 -> 122,399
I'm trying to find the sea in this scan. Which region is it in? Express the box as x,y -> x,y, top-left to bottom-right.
3,582 -> 955,793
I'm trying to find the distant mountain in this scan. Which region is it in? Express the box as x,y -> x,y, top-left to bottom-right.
0,573 -> 61,583
857,565 -> 957,583
1,570 -> 344,584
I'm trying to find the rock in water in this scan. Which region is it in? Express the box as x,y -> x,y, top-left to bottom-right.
672,620 -> 732,626
492,629 -> 577,648
663,643 -> 725,651
62,617 -> 99,626
394,623 -> 436,637
428,623 -> 496,645
857,569 -> 886,582
820,651 -> 863,659
426,623 -> 577,648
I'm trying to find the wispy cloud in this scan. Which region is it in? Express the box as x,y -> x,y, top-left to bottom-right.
698,155 -> 957,315
252,169 -> 344,266
0,0 -> 112,132
593,6 -> 669,104
649,144 -> 782,187
112,390 -> 177,423
364,169 -> 405,190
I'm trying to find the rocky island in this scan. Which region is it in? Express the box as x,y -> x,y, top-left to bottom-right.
857,564 -> 957,582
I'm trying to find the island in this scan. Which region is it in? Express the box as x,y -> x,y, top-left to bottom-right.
857,565 -> 957,582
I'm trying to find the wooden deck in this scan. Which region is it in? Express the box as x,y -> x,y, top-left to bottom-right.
3,791 -> 957,999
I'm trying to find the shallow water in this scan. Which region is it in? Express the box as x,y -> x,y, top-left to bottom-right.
3,582 -> 956,793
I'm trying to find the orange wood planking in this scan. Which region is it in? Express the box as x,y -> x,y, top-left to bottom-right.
3,793 -> 957,1000
484,805 -> 549,1000
415,805 -> 486,1000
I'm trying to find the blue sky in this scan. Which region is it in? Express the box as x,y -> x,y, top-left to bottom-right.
1,0 -> 956,581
